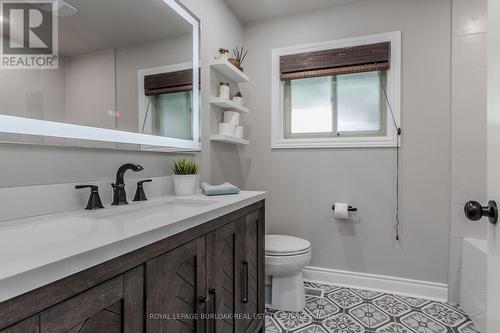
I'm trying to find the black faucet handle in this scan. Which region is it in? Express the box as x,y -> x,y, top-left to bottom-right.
137,179 -> 152,186
134,179 -> 152,202
75,185 -> 104,210
76,185 -> 99,191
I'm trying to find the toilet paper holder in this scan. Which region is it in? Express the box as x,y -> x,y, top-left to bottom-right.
331,205 -> 357,212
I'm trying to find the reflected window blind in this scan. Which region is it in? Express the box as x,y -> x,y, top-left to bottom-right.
280,42 -> 390,81
144,69 -> 193,96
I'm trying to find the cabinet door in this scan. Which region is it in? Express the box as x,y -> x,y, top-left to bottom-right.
241,210 -> 265,333
207,220 -> 243,333
146,237 -> 206,333
39,266 -> 144,333
0,315 -> 39,333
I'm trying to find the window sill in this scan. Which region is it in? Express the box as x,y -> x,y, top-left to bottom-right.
271,137 -> 398,149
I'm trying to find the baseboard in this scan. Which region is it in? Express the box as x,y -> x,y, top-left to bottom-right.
302,266 -> 448,302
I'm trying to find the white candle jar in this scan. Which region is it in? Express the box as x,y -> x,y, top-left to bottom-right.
218,48 -> 229,60
218,82 -> 230,99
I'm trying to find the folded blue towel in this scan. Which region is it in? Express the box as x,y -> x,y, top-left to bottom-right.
201,182 -> 240,196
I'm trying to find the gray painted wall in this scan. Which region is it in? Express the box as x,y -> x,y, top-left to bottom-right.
0,0 -> 243,191
238,0 -> 452,283
179,0 -> 245,187
0,143 -> 181,188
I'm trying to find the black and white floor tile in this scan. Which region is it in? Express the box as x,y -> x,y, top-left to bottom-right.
265,281 -> 480,333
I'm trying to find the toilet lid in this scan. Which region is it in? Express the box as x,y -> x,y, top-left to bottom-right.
265,235 -> 311,256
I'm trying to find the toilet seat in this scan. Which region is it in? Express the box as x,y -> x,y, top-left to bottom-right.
265,235 -> 311,256
265,248 -> 310,257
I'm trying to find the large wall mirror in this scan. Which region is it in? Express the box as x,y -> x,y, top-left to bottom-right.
0,0 -> 200,151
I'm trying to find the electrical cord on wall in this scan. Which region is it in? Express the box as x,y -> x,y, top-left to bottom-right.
377,70 -> 402,241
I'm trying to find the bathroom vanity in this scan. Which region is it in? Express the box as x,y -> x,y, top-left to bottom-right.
0,192 -> 266,333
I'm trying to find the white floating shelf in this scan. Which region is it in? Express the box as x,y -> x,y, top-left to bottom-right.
210,97 -> 249,113
210,59 -> 250,83
210,134 -> 249,145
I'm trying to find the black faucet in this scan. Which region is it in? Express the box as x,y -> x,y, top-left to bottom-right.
111,163 -> 144,205
75,185 -> 104,210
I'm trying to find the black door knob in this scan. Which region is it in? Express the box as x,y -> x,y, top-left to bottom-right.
464,200 -> 498,224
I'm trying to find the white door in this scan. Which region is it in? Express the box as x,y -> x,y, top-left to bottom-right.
487,0 -> 500,331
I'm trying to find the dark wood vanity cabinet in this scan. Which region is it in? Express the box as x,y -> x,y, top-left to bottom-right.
146,237 -> 206,333
241,210 -> 265,333
207,219 -> 243,333
0,200 -> 265,333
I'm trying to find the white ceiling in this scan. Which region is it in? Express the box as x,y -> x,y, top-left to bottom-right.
223,0 -> 367,23
59,0 -> 192,57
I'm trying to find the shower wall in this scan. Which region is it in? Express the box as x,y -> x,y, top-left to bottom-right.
448,0 -> 487,304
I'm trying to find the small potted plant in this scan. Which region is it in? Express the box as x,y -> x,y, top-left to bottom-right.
172,158 -> 199,196
228,46 -> 248,71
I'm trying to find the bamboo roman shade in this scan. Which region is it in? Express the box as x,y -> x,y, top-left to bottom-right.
280,42 -> 390,81
144,69 -> 193,96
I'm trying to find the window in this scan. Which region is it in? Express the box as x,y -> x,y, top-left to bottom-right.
284,71 -> 387,138
137,63 -> 201,151
271,32 -> 400,148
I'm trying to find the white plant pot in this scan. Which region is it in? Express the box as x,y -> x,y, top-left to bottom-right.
173,174 -> 198,196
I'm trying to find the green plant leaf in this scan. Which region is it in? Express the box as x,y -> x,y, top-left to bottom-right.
172,157 -> 199,175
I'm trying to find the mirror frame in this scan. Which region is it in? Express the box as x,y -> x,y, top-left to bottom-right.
0,0 -> 201,151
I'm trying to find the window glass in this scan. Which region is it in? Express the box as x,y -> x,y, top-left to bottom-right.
288,76 -> 333,134
283,71 -> 386,138
337,72 -> 383,133
152,91 -> 192,140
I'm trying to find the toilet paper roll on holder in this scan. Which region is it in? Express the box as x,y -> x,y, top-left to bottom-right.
331,205 -> 357,212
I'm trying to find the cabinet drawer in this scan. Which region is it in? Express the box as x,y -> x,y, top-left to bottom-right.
40,276 -> 124,333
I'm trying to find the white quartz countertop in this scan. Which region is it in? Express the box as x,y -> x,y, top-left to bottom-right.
0,191 -> 266,302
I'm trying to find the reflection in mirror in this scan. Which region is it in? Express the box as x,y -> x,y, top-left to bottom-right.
0,0 -> 200,150
139,64 -> 196,141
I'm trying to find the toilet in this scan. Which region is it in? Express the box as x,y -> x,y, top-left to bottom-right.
265,235 -> 311,312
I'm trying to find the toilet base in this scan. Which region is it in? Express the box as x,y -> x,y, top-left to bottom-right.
266,272 -> 306,312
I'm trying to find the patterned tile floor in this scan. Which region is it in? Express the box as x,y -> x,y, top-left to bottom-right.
265,281 -> 480,333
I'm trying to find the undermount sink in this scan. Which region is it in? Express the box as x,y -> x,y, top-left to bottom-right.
90,197 -> 219,221
165,198 -> 219,207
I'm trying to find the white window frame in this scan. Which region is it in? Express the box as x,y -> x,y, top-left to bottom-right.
271,31 -> 401,149
137,62 -> 199,152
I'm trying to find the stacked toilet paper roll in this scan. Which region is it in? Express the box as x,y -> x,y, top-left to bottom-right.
218,110 -> 244,139
223,111 -> 239,125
